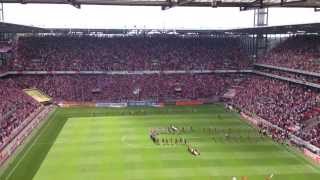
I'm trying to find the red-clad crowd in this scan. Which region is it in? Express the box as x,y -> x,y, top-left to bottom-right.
0,35 -> 250,149
258,123 -> 289,142
305,124 -> 320,148
11,36 -> 250,71
0,79 -> 40,146
258,35 -> 320,72
10,74 -> 242,102
232,74 -> 320,148
232,76 -> 319,132
2,34 -> 320,149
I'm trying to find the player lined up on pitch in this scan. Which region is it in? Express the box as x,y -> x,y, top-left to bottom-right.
205,127 -> 269,143
149,125 -> 189,145
149,124 -> 202,156
150,124 -> 273,146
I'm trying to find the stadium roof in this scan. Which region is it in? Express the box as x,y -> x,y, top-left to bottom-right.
1,22 -> 320,35
228,22 -> 320,34
47,23 -> 320,35
0,22 -> 47,33
2,0 -> 320,8
47,28 -> 225,35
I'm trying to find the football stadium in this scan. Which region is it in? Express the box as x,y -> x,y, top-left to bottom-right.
1,1 -> 320,180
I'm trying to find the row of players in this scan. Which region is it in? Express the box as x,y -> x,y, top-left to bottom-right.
149,125 -> 200,156
150,125 -> 284,145
152,137 -> 188,145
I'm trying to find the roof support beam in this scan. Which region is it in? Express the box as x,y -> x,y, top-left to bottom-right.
161,0 -> 173,10
258,0 -> 263,8
0,1 -> 3,22
211,0 -> 220,8
67,0 -> 81,9
239,0 -> 263,11
177,0 -> 194,6
178,0 -> 219,8
0,0 -> 318,8
161,0 -> 194,10
280,0 -> 307,6
19,0 -> 26,4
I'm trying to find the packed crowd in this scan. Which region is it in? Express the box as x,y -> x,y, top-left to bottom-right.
0,79 -> 40,146
3,72 -> 320,147
258,35 -> 320,73
232,75 -> 320,147
232,76 -> 319,132
258,123 -> 289,143
11,36 -> 250,71
9,74 -> 243,102
2,34 -> 320,150
305,123 -> 320,148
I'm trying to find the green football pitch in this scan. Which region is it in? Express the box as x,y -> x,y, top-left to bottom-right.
1,104 -> 320,180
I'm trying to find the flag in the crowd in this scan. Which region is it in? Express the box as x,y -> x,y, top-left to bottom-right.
174,87 -> 182,92
133,88 -> 140,95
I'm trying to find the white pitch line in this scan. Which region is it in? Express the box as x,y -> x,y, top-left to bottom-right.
5,113 -> 57,180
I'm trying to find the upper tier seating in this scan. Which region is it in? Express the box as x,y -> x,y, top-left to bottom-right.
11,36 -> 250,71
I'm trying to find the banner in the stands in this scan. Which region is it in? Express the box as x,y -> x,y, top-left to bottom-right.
151,103 -> 165,107
175,100 -> 203,106
58,101 -> 95,107
127,101 -> 163,107
128,101 -> 152,107
95,103 -> 127,108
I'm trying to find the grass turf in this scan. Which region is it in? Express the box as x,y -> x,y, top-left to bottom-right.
1,104 -> 320,180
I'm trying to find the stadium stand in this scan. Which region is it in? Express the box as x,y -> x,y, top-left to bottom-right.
2,1 -> 320,178
12,36 -> 250,71
305,124 -> 320,148
8,74 -> 242,102
231,75 -> 318,133
258,35 -> 320,73
0,79 -> 40,146
2,32 -> 320,150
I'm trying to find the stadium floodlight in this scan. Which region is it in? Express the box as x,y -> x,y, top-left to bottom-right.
67,0 -> 81,9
